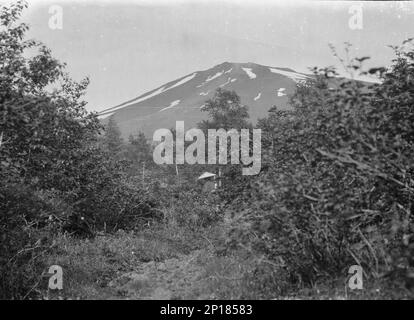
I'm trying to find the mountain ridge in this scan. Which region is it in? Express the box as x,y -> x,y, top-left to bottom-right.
98,62 -> 312,138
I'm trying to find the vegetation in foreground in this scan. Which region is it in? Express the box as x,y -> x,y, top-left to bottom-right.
1,2 -> 413,299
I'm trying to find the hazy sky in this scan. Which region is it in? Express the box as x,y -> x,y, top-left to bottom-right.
12,0 -> 414,112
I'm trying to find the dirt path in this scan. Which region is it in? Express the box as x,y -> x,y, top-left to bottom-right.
107,249 -> 212,299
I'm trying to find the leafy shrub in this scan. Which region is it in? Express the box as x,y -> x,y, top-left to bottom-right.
227,41 -> 414,292
159,183 -> 222,229
0,1 -> 160,298
0,183 -> 56,299
57,146 -> 160,236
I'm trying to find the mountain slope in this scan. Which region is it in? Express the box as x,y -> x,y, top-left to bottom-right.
98,62 -> 311,138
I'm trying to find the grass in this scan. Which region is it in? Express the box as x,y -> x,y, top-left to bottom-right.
33,223 -> 412,300
39,225 -> 198,299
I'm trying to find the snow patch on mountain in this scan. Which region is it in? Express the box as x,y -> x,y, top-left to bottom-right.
242,67 -> 256,79
205,71 -> 224,83
277,88 -> 287,97
254,92 -> 261,101
103,73 -> 197,114
206,71 -> 224,82
197,70 -> 225,88
98,112 -> 115,119
109,86 -> 167,112
159,99 -> 180,112
224,68 -> 232,74
269,68 -> 308,82
219,77 -> 233,87
199,91 -> 209,96
167,73 -> 197,90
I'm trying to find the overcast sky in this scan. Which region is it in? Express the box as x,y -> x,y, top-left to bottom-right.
14,0 -> 414,112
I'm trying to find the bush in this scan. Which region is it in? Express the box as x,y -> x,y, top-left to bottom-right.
159,183 -> 222,229
0,183 -> 56,299
58,146 -> 160,237
0,1 -> 161,298
227,41 -> 414,292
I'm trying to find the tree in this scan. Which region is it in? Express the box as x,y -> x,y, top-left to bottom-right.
127,132 -> 151,163
0,1 -> 158,298
0,0 -> 101,189
196,88 -> 252,198
198,88 -> 250,131
102,115 -> 124,157
126,132 -> 152,179
0,0 -> 103,298
257,106 -> 295,159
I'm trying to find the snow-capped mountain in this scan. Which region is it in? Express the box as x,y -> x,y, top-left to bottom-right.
98,62 -> 311,138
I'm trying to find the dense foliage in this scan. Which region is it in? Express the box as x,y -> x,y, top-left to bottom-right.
226,42 -> 414,293
0,1 -> 157,298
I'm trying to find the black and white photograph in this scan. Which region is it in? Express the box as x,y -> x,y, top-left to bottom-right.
1,0 -> 414,303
